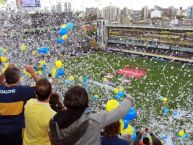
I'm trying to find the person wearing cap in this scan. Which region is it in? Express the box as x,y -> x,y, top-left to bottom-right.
0,64 -> 40,145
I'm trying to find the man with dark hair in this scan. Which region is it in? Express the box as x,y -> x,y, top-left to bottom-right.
4,66 -> 21,84
0,64 -> 40,145
35,78 -> 52,101
23,78 -> 55,145
49,86 -> 134,145
143,137 -> 150,145
63,85 -> 89,110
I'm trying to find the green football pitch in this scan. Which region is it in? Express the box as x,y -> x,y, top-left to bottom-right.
63,51 -> 193,142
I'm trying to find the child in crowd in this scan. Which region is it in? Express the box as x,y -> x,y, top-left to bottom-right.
49,93 -> 63,113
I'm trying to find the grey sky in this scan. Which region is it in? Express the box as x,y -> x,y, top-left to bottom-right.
40,0 -> 193,10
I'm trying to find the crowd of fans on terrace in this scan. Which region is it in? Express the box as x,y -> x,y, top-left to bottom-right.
0,11 -> 93,58
108,45 -> 193,60
0,64 -> 163,145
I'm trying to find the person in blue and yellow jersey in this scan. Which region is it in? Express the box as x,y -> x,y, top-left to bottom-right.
0,64 -> 40,145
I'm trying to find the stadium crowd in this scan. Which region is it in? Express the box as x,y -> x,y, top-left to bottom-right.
0,64 -> 163,145
0,10 -> 188,145
108,45 -> 193,59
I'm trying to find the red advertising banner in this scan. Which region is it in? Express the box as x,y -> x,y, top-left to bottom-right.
117,67 -> 147,79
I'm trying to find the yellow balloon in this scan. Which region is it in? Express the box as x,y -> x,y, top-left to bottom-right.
20,44 -> 27,51
37,70 -> 43,75
2,67 -> 6,73
39,60 -> 46,68
120,119 -> 124,131
23,69 -> 32,77
39,71 -> 43,75
94,95 -> 99,98
1,56 -> 7,63
113,88 -> 119,94
178,130 -> 185,137
69,75 -> 75,81
62,35 -> 68,40
55,60 -> 63,68
2,63 -> 9,73
79,76 -> 83,81
103,77 -> 108,82
120,123 -> 133,135
106,99 -> 119,112
162,97 -> 168,102
0,47 -> 7,53
51,68 -> 57,78
61,24 -> 67,28
119,86 -> 124,92
4,63 -> 9,68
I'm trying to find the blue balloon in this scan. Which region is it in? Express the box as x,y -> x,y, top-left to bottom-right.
56,68 -> 65,78
117,91 -> 125,97
162,107 -> 170,114
123,107 -> 137,121
132,133 -> 137,141
37,47 -> 49,54
172,110 -> 181,119
57,38 -> 64,44
159,96 -> 163,100
93,96 -> 98,102
83,76 -> 89,82
42,64 -> 47,76
123,119 -> 130,129
184,133 -> 189,140
0,50 -> 4,55
161,134 -> 168,141
114,94 -> 121,100
59,28 -> 68,36
66,22 -> 74,30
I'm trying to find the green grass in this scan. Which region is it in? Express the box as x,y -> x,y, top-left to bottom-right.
63,51 -> 193,143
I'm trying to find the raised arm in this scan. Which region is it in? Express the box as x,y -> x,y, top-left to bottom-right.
24,65 -> 40,83
91,94 -> 134,130
0,72 -> 5,84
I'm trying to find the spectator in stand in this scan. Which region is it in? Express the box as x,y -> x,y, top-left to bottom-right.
0,65 -> 40,145
23,78 -> 56,145
101,121 -> 129,145
147,128 -> 162,145
133,131 -> 145,145
143,137 -> 150,145
152,137 -> 162,145
49,86 -> 134,145
49,93 -> 63,113
140,128 -> 162,145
